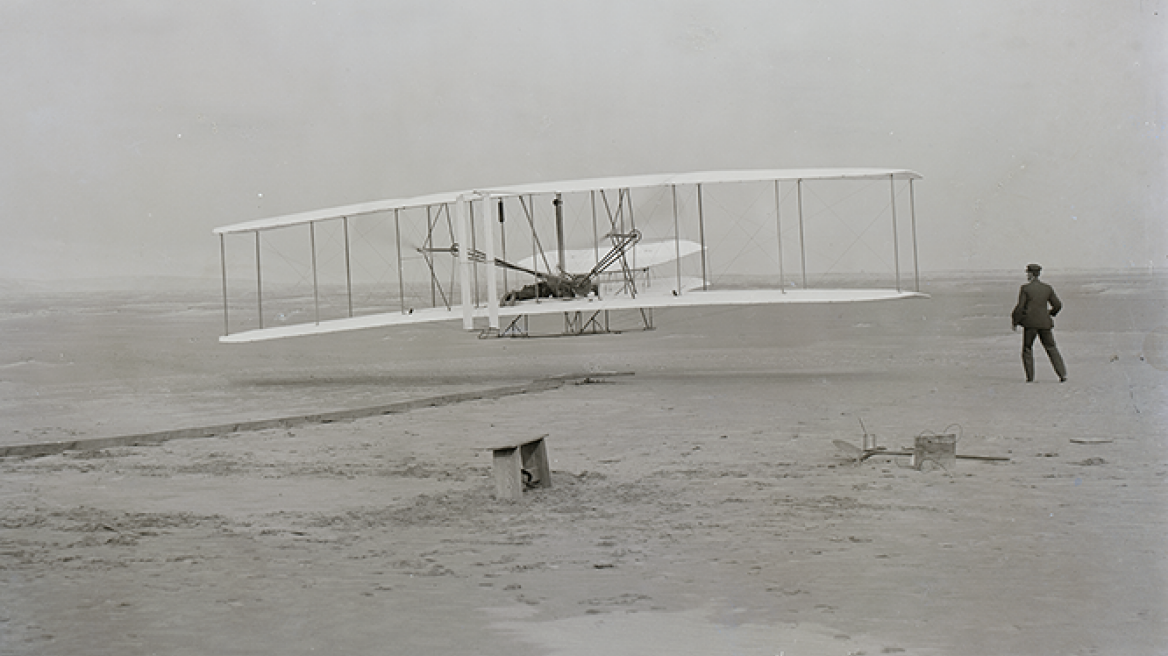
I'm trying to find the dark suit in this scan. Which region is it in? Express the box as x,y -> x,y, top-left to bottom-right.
1012,279 -> 1067,381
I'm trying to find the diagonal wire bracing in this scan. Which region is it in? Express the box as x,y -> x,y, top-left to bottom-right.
699,182 -> 782,284
800,180 -> 896,285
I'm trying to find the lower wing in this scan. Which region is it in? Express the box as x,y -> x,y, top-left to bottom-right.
219,286 -> 927,343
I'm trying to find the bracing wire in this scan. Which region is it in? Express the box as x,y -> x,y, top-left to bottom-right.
799,181 -> 898,284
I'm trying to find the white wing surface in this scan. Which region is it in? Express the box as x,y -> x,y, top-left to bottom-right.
214,169 -> 921,235
220,288 -> 926,343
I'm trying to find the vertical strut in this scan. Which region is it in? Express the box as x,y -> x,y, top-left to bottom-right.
773,180 -> 785,293
426,206 -> 436,306
554,193 -> 565,273
310,222 -> 320,324
343,216 -> 353,317
616,189 -> 625,233
890,175 -> 901,293
697,184 -> 708,290
395,209 -> 405,314
625,188 -> 637,271
797,179 -> 807,288
528,195 -> 537,286
909,179 -> 920,293
498,200 -> 508,294
469,201 -> 480,307
624,189 -> 637,298
219,234 -> 229,336
255,232 -> 263,329
671,185 -> 681,294
453,195 -> 474,330
481,194 -> 500,330
590,190 -> 599,268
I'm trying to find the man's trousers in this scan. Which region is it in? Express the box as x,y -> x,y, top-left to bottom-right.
1023,327 -> 1067,381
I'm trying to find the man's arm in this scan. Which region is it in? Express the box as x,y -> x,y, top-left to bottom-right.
1011,287 -> 1027,328
1048,288 -> 1062,318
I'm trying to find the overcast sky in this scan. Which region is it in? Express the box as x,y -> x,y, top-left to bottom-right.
2,0 -> 1164,282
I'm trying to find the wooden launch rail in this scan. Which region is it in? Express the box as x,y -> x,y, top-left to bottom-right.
0,377 -> 586,459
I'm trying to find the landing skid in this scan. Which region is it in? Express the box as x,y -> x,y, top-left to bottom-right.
479,308 -> 654,339
479,314 -> 530,339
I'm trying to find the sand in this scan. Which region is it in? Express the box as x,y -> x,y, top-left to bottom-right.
1,272 -> 1165,655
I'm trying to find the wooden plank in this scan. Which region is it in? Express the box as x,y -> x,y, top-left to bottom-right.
520,438 -> 551,490
492,447 -> 524,500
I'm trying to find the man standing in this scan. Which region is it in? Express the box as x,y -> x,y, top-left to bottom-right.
1011,263 -> 1068,382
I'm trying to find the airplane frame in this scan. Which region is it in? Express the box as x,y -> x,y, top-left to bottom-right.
213,168 -> 925,343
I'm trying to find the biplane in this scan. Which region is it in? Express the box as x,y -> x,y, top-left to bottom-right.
212,169 -> 925,343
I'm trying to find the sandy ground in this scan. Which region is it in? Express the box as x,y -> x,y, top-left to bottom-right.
1,272 -> 1165,655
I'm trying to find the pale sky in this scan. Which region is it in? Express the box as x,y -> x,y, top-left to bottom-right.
2,0 -> 1164,282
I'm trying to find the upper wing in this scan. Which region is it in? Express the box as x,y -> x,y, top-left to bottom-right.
213,169 -> 922,235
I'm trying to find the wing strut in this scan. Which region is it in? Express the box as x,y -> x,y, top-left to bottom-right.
797,179 -> 807,288
554,193 -> 565,274
697,184 -> 708,290
310,222 -> 320,324
454,195 -> 474,330
590,191 -> 600,272
394,209 -> 406,315
517,195 -> 554,278
671,185 -> 682,294
219,234 -> 229,335
480,194 -> 500,330
910,179 -> 920,292
343,217 -> 354,318
773,180 -> 786,294
497,200 -> 509,293
889,174 -> 901,293
255,232 -> 264,329
597,189 -> 638,297
469,201 -> 480,307
418,206 -> 453,311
